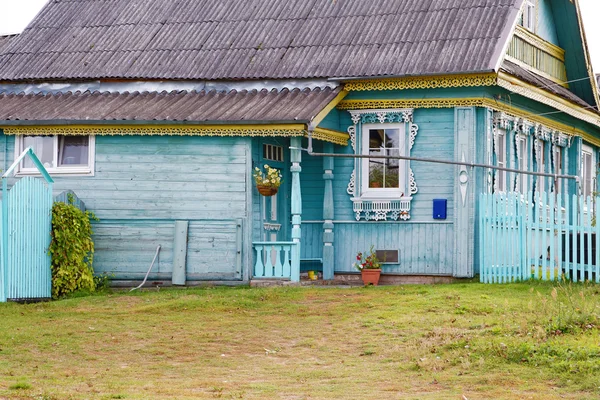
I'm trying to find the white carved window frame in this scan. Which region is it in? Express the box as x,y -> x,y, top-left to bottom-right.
346,108 -> 419,221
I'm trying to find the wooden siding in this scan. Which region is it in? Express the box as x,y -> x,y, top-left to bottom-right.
331,108 -> 455,222
333,222 -> 454,275
537,0 -> 559,46
0,133 -> 250,281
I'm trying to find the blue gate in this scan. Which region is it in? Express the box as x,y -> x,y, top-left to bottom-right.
0,148 -> 53,302
479,191 -> 600,283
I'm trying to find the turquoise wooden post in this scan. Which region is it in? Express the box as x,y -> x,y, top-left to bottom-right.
322,142 -> 335,281
290,137 -> 302,282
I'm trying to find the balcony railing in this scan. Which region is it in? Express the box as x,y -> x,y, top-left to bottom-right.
253,241 -> 300,281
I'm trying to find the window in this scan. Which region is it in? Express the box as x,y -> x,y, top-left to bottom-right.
537,141 -> 545,194
262,144 -> 284,162
495,131 -> 507,192
346,109 -> 418,221
520,0 -> 536,32
582,145 -> 595,199
517,136 -> 528,193
554,146 -> 563,194
361,123 -> 406,198
17,135 -> 95,175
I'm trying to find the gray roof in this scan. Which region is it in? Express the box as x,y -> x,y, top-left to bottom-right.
0,35 -> 14,54
0,0 -> 522,81
0,87 -> 341,123
501,60 -> 592,109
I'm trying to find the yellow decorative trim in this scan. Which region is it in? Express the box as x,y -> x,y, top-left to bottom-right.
343,73 -> 497,92
1,123 -> 349,146
338,98 -> 487,110
337,97 -> 600,147
498,72 -> 600,128
311,90 -> 348,126
311,127 -> 349,146
514,26 -> 565,61
1,124 -> 307,137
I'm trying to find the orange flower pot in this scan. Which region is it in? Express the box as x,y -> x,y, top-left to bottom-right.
361,269 -> 381,286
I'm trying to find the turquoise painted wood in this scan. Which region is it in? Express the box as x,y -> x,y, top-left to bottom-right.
2,136 -> 252,282
537,0 -> 559,45
453,107 -> 476,277
252,241 -> 297,280
480,192 -> 600,283
0,148 -> 53,302
290,136 -> 302,283
171,220 -> 188,285
331,222 -> 455,275
322,142 -> 335,280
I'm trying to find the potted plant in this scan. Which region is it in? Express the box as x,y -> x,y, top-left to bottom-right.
354,246 -> 382,285
253,164 -> 283,196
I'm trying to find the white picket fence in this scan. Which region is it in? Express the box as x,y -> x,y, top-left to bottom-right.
479,192 -> 599,283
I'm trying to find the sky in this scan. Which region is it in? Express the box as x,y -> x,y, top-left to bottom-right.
0,0 -> 599,76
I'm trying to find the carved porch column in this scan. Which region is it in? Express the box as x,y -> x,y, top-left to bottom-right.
290,136 -> 302,282
322,142 -> 335,280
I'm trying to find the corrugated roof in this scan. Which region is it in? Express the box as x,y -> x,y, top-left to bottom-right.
0,86 -> 341,123
0,0 -> 522,81
500,60 -> 592,109
0,35 -> 15,54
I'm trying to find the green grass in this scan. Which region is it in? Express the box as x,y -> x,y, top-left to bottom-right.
1,282 -> 600,399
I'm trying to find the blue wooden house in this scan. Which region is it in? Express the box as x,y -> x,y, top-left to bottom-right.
0,0 -> 599,285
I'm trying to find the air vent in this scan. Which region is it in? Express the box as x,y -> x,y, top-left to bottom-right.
375,250 -> 399,264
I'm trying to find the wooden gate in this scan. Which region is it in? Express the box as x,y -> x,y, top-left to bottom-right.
0,148 -> 53,302
479,192 -> 600,283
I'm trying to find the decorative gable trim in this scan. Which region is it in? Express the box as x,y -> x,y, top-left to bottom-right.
343,73 -> 497,92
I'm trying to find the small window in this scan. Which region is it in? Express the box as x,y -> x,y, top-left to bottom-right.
17,135 -> 95,175
582,145 -> 595,199
518,136 -> 528,193
537,141 -> 546,194
263,144 -> 284,162
375,250 -> 399,264
554,146 -> 563,194
520,0 -> 536,32
495,132 -> 507,193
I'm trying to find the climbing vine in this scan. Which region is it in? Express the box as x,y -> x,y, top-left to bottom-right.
49,198 -> 98,298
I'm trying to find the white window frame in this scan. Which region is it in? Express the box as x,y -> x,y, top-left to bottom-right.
360,123 -> 408,200
581,144 -> 595,199
553,146 -> 563,194
518,136 -> 528,194
522,0 -> 536,32
537,141 -> 545,194
495,131 -> 507,193
15,135 -> 95,176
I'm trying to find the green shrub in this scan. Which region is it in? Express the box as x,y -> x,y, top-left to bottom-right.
49,201 -> 97,298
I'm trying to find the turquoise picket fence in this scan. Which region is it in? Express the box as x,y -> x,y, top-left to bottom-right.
0,148 -> 54,302
479,192 -> 600,283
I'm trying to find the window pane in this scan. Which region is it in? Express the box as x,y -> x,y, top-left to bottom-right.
584,153 -> 593,198
384,129 -> 399,148
369,129 -> 384,149
58,136 -> 89,166
385,149 -> 400,189
23,136 -> 53,169
369,149 -> 384,188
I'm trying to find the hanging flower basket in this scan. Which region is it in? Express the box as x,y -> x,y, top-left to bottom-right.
253,165 -> 283,197
256,184 -> 278,197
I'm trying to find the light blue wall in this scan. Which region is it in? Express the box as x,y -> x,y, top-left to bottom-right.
300,108 -> 457,275
0,133 -> 251,282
